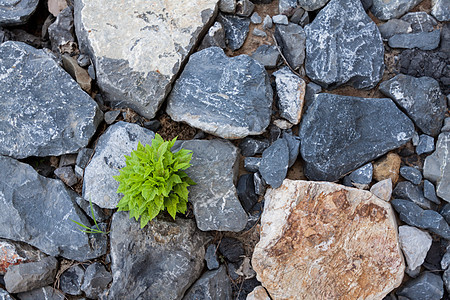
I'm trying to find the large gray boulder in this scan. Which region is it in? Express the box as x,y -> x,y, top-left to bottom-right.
0,41 -> 102,159
424,132 -> 450,202
304,0 -> 384,90
299,94 -> 414,181
0,0 -> 39,26
74,0 -> 219,119
167,47 -> 272,139
371,0 -> 423,20
108,212 -> 209,300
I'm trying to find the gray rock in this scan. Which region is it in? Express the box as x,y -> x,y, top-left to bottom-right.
48,6 -> 75,54
76,148 -> 94,170
252,28 -> 267,37
183,266 -> 232,300
205,244 -> 220,270
81,263 -> 112,299
244,157 -> 261,172
360,0 -> 373,10
54,166 -> 78,186
378,19 -> 412,40
442,249 -> 450,270
298,0 -> 329,10
0,0 -> 39,26
290,7 -> 309,26
199,22 -> 226,51
236,0 -> 254,17
4,256 -> 58,294
217,14 -> 250,51
432,0 -> 450,21
283,131 -> 301,168
251,12 -> 262,24
219,0 -> 236,13
77,54 -> 90,67
444,268 -> 450,293
279,0 -> 298,16
400,166 -> 423,185
396,272 -> 444,300
380,75 -> 447,137
424,180 -> 440,204
143,120 -> 161,132
75,197 -> 110,223
16,286 -> 65,300
59,154 -> 77,167
405,265 -> 421,278
412,131 -> 420,146
272,14 -> 289,25
167,47 -> 272,139
9,29 -> 41,48
240,138 -> 270,157
349,163 -> 373,189
0,41 -> 102,159
108,211 -> 208,300
237,174 -> 258,212
441,203 -> 450,224
259,138 -> 289,188
299,94 -> 414,181
59,265 -> 85,296
0,239 -> 45,276
305,0 -> 384,89
0,156 -> 106,261
251,45 -> 280,69
253,172 -> 266,196
87,64 -> 95,79
263,14 -> 273,29
304,82 -> 322,110
398,225 -> 432,270
274,23 -> 306,72
0,27 -> 12,43
370,0 -> 422,20
392,199 -> 450,239
416,134 -> 435,155
218,237 -> 244,263
424,132 -> 450,202
388,30 -> 441,50
401,12 -> 437,33
393,181 -> 431,209
0,288 -> 13,300
442,118 -> 450,132
104,110 -> 121,125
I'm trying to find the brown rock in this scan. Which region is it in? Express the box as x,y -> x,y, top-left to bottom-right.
62,54 -> 92,94
0,240 -> 45,275
252,180 -> 404,300
373,152 -> 401,184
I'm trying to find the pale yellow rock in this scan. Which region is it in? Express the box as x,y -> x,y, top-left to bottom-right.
247,286 -> 271,300
252,179 -> 405,300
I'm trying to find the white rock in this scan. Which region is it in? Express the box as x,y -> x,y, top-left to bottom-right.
399,225 -> 432,270
370,178 -> 393,201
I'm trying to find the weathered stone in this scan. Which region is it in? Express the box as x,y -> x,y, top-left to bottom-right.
0,27 -> 12,43
244,157 -> 261,173
9,29 -> 40,48
108,212 -> 208,300
441,204 -> 450,224
81,263 -> 112,299
279,0 -> 297,16
373,152 -> 401,184
48,6 -> 75,54
167,47 -> 272,139
59,265 -> 84,296
16,286 -> 65,300
444,268 -> 450,293
252,28 -> 267,37
217,13 -> 250,51
254,172 -> 266,196
219,0 -> 236,13
0,288 -> 12,300
237,174 -> 258,212
59,154 -> 77,167
0,41 -> 102,159
0,156 -> 106,261
400,166 -> 422,185
371,0 -> 422,20
183,265 -> 232,300
290,7 -> 309,26
74,0 -> 219,119
401,12 -> 437,33
397,272 -> 444,300
349,163 -> 373,189
393,181 -> 431,209
236,0 -> 254,17
424,180 -> 440,204
251,45 -> 279,69
424,132 -> 450,202
77,54 -> 90,67
370,178 -> 393,201
259,139 -> 289,188
54,166 -> 78,186
273,119 -> 293,130
380,74 -> 447,137
378,19 -> 412,40
283,131 -> 301,168
250,12 -> 262,24
432,0 -> 450,21
104,110 -> 120,125
299,94 -> 414,181
0,0 -> 39,26
305,0 -> 384,90
205,244 -> 220,270
0,240 -> 44,275
388,30 -> 441,51
218,237 -> 244,263
62,54 -> 92,93
199,22 -> 226,50
399,225 -> 432,270
240,138 -> 270,157
263,15 -> 273,29
416,134 -> 435,155
252,180 -> 405,299
442,118 -> 450,132
246,286 -> 270,300
298,0 -> 329,10
272,14 -> 288,25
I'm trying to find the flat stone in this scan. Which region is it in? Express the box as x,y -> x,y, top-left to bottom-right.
59,265 -> 85,296
373,152 -> 401,184
283,131 -> 301,168
349,163 -> 373,189
398,225 -> 433,270
219,0 -> 236,13
183,265 -> 232,300
290,7 -> 309,26
0,0 -> 39,26
305,0 -> 384,90
259,139 -> 289,189
240,138 -> 270,157
251,45 -> 279,69
250,12 -> 262,24
252,180 -> 405,299
0,41 -> 102,159
400,166 -> 422,185
16,286 -> 65,300
432,0 -> 450,21
401,12 -> 437,33
0,156 -> 106,261
0,240 -> 44,275
237,174 -> 258,212
298,0 -> 329,10
167,47 -> 272,139
272,15 -> 288,25
236,0 -> 254,17
424,132 -> 450,202
199,22 -> 226,50
273,119 -> 293,130
218,237 -> 244,263
108,211 -> 208,300
444,268 -> 450,293
279,0 -> 297,16
388,30 -> 441,51
424,179 -> 440,204
370,178 -> 393,201
247,286 -> 270,300
104,110 -> 121,125
217,13 -> 250,51
48,6 -> 75,54
74,0 -> 219,119
252,28 -> 267,37
397,272 -> 444,300
393,181 -> 431,209
0,288 -> 12,300
371,0 -> 422,20
59,154 -> 77,167
416,134 -> 435,155
205,244 -> 220,270
299,94 -> 414,181
54,166 -> 78,186
81,263 -> 112,299
378,19 -> 412,40
380,74 -> 447,137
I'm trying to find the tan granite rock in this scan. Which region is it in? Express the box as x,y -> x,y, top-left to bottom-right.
373,152 -> 401,184
252,180 -> 405,300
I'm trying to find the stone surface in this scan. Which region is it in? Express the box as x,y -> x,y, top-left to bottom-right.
254,172 -> 266,196
218,237 -> 244,263
259,139 -> 289,189
274,23 -> 306,70
0,0 -> 39,26
272,15 -> 288,25
251,45 -> 279,69
54,166 -> 78,186
398,225 -> 432,270
400,166 -> 422,185
167,47 -> 272,139
104,110 -> 121,125
283,131 -> 301,168
236,0 -> 254,17
108,211 -> 208,300
380,74 -> 447,137
0,240 -> 44,275
0,156 -> 106,261
0,288 -> 12,300
251,12 -> 262,24
199,22 -> 226,50
244,157 -> 261,172
252,28 -> 267,37
373,153 -> 402,184
299,94 -> 414,181
16,286 -> 65,300
59,265 -> 84,296
298,0 -> 329,10
401,12 -> 437,33
279,0 -> 297,16
349,163 -> 373,189
74,0 -> 219,119
305,0 -> 384,90
416,134 -> 435,155
393,181 -> 431,209
252,180 -> 405,299
48,6 -> 75,54
0,41 -> 102,159
388,30 -> 441,51
62,54 -> 92,93
219,0 -> 236,13
48,0 -> 68,16
183,265 -> 232,300
396,272 -> 444,300
432,0 -> 450,21
237,174 -> 258,212
240,138 -> 270,157
263,15 -> 273,29
370,178 -> 393,201
424,179 -> 440,204
424,132 -> 450,202
205,244 -> 220,270
217,13 -> 250,51
378,19 -> 412,40
290,7 -> 309,26
371,0 -> 422,20
442,118 -> 450,132
80,262 -> 112,299
246,286 -> 270,300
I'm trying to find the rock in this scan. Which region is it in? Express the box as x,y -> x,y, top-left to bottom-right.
442,118 -> 450,132
370,0 -> 422,20
75,197 -> 110,224
104,110 -> 121,125
237,174 -> 258,212
299,94 -> 414,181
54,166 -> 78,186
373,153 -> 402,184
167,47 -> 272,139
0,27 -> 12,43
424,180 -> 440,204
199,22 -> 226,51
219,0 -> 236,13
108,211 -> 208,299
16,286 -> 65,300
205,244 -> 220,270
235,257 -> 256,279
259,139 -> 289,188
143,120 -> 161,132
0,156 -> 106,261
398,225 -> 432,270
246,286 -> 270,300
87,64 -> 95,79
263,15 -> 273,29
59,265 -> 84,295
279,0 -> 297,16
0,240 -> 44,275
227,262 -> 240,281
218,237 -> 244,263
396,272 -> 444,300
290,7 -> 309,26
4,256 -> 58,294
83,122 -> 155,209
441,24 -> 450,54
298,0 -> 329,10
268,125 -> 282,143
0,41 -> 102,159
424,240 -> 447,271
62,54 -> 92,93
74,0 -> 218,119
393,181 -> 431,209
9,29 -> 41,48
432,0 -> 450,21
441,203 -> 450,224
273,67 -> 306,124
254,172 -> 266,196
305,0 -> 384,90
442,249 -> 450,270
400,166 -> 423,185
272,15 -> 288,25
416,134 -> 435,155
75,148 -> 94,170
405,265 -> 421,278
380,74 -> 447,137
349,163 -> 373,189
283,131 -> 301,167
0,288 -> 12,300
252,28 -> 267,37
244,157 -> 261,172
48,6 -> 75,54
0,0 -> 39,26
59,154 -> 77,167
370,178 -> 393,201
273,119 -> 293,130
401,12 -> 437,33
251,45 -> 279,69
80,263 -> 112,299
217,13 -> 250,51
378,19 -> 412,40
304,82 -> 322,109
48,0 -> 68,16
183,265 -> 232,300
240,138 -> 270,157
77,54 -> 90,67
388,30 -> 441,50
252,180 -> 405,299
360,0 -> 373,10
250,12 -> 262,24
444,268 -> 450,293
392,199 -> 450,239
424,132 -> 450,202
236,0 -> 254,17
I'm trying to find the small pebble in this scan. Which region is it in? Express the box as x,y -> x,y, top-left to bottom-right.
253,28 -> 267,37
77,54 -> 90,67
272,14 -> 288,25
250,12 -> 262,24
400,166 -> 422,185
263,15 -> 273,29
54,166 -> 78,186
349,163 -> 373,189
87,64 -> 95,80
423,180 -> 440,204
442,118 -> 450,132
370,178 -> 392,201
104,110 -> 120,125
416,134 -> 435,155
412,131 -> 420,146
205,244 -> 220,270
143,120 -> 161,132
244,157 -> 261,173
253,172 -> 266,196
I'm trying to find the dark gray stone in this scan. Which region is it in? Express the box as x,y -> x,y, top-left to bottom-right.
290,7 -> 309,26
432,0 -> 450,22
0,156 -> 106,261
9,29 -> 40,48
199,22 -> 226,51
441,24 -> 450,54
59,154 -> 77,167
441,248 -> 450,270
269,125 -> 282,144
424,180 -> 440,204
441,203 -> 450,226
76,148 -> 94,169
219,0 -> 236,13
227,262 -> 240,281
279,0 -> 298,16
108,212 -> 208,300
59,265 -> 85,296
183,265 -> 232,300
81,262 -> 112,299
259,138 -> 289,188
205,244 -> 220,270
237,174 -> 258,212
298,0 -> 329,10
104,110 -> 121,125
218,238 -> 244,263
0,0 -> 39,26
74,197 -> 110,223
48,6 -> 75,54
393,181 -> 431,209
251,45 -> 279,69
236,0 -> 254,17
444,268 -> 450,293
391,199 -> 450,239
0,27 -> 12,43
240,138 -> 270,157
16,286 -> 65,300
396,272 -> 444,300
349,163 -> 373,189
388,30 -> 441,51
305,0 -> 384,89
217,14 -> 250,51
272,15 -> 289,25
253,172 -> 266,196
54,166 -> 78,186
380,74 -> 447,137
304,82 -> 322,110
417,134 -> 435,155
378,19 -> 412,40
0,41 -> 102,159
400,166 -> 423,185
77,54 -> 90,67
252,28 -> 267,37
143,120 -> 161,132
401,12 -> 437,33
167,47 -> 272,139
299,94 -> 414,181
370,0 -> 422,20
244,157 -> 261,172
0,288 -> 12,300
283,131 -> 301,168
424,132 -> 450,202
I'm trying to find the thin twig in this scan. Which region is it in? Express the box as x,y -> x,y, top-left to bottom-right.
272,34 -> 303,78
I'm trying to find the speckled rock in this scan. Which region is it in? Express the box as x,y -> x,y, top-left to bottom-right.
0,240 -> 45,275
424,132 -> 450,202
217,13 -> 250,51
370,178 -> 393,201
396,272 -> 444,300
16,286 -> 65,300
298,0 -> 329,10
274,23 -> 306,70
81,263 -> 112,299
246,286 -> 270,300
259,139 -> 289,189
401,12 -> 437,33
371,0 -> 422,20
378,19 -> 412,40
398,225 -> 432,270
0,0 -> 39,26
432,0 -> 450,21
388,30 -> 441,51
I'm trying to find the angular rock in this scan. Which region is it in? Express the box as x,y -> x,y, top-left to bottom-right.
283,131 -> 301,168
416,134 -> 435,155
62,54 -> 92,93
432,0 -> 450,21
74,0 -> 218,119
252,180 -> 405,299
16,286 -> 65,300
237,174 -> 258,212
0,0 -> 39,26
104,110 -> 120,125
274,119 -> 293,130
305,0 -> 384,89
298,0 -> 329,10
299,94 -> 414,181
370,178 -> 393,201
0,288 -> 12,300
371,0 -> 422,20
400,166 -> 422,185
247,286 -> 270,300
378,19 -> 412,40
0,240 -> 45,275
48,6 -> 75,54
272,15 -> 288,25
380,74 -> 447,137
263,15 -> 273,29
444,268 -> 450,293
0,41 -> 102,159
349,163 -> 373,189
388,30 -> 441,51
48,0 -> 68,17
244,157 -> 261,172
219,0 -> 236,13
393,181 -> 431,209
401,12 -> 437,33
424,180 -> 440,204
290,7 -> 309,26
240,138 -> 270,157
199,22 -> 226,50
0,156 -> 106,261
398,225 -> 432,270
167,47 -> 272,139
373,152 -> 401,184
251,45 -> 279,69
396,272 -> 444,300
424,132 -> 450,202
54,166 -> 78,186
81,263 -> 112,299
217,13 -> 250,51
442,118 -> 450,132
218,237 -> 244,263
183,265 -> 232,300
236,0 -> 254,17
108,212 -> 208,300
253,172 -> 266,196
9,29 -> 41,48
279,0 -> 298,16
59,265 -> 84,296
205,244 -> 220,270
250,12 -> 262,24
304,82 -> 322,109
59,154 -> 77,167
252,28 -> 267,37
441,203 -> 450,224
259,139 -> 289,189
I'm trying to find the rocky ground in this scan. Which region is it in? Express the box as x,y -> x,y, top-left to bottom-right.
0,0 -> 449,299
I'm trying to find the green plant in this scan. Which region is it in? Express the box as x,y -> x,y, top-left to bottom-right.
113,134 -> 195,228
71,198 -> 109,234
